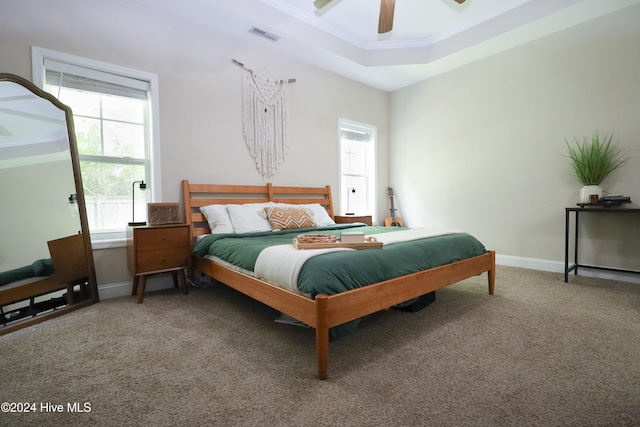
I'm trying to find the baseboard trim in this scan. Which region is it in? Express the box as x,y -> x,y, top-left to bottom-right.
496,254 -> 563,273
98,275 -> 175,300
496,254 -> 640,284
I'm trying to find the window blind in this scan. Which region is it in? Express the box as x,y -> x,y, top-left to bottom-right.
44,58 -> 149,100
341,129 -> 371,142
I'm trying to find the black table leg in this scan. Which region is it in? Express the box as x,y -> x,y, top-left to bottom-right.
564,210 -> 570,282
574,210 -> 579,276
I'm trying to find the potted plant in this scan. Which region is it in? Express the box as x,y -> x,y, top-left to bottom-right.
566,131 -> 629,203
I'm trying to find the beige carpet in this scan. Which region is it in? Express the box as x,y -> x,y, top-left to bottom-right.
1,266 -> 639,427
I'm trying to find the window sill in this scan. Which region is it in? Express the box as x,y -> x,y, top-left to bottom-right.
91,232 -> 127,249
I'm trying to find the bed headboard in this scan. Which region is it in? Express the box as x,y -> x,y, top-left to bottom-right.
181,180 -> 335,240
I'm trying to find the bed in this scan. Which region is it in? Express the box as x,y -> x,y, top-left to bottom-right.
182,180 -> 495,379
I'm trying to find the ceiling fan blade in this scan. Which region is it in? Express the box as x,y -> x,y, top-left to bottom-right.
314,0 -> 333,9
378,0 -> 395,34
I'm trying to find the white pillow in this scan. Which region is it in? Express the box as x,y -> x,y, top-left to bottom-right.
227,202 -> 275,234
277,203 -> 335,226
200,204 -> 235,234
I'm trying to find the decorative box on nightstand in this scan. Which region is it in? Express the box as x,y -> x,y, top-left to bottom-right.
126,223 -> 190,303
334,215 -> 373,226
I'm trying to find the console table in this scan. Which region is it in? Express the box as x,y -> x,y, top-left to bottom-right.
564,207 -> 640,282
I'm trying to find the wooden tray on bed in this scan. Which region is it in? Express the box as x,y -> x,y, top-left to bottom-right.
293,234 -> 383,250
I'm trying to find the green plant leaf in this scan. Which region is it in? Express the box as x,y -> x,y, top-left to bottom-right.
565,131 -> 629,186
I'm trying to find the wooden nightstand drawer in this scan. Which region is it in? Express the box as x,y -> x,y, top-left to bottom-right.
136,248 -> 189,273
135,227 -> 189,252
126,223 -> 191,303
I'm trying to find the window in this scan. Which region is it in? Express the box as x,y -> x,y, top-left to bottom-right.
32,47 -> 160,244
339,119 -> 376,222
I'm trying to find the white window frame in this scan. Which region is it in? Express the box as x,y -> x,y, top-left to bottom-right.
31,47 -> 161,248
338,118 -> 377,223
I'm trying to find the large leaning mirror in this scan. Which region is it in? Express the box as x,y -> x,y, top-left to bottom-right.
0,73 -> 98,335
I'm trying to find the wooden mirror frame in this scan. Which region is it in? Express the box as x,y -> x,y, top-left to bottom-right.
0,73 -> 98,335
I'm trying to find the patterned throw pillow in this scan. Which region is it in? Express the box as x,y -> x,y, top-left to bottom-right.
264,206 -> 317,231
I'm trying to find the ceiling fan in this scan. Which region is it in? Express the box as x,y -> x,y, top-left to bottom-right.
314,0 -> 467,34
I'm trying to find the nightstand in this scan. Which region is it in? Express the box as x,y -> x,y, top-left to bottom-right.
126,224 -> 190,303
334,215 -> 373,226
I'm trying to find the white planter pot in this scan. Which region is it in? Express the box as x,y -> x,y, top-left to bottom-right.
579,185 -> 602,203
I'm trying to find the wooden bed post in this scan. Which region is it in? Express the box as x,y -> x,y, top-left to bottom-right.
324,185 -> 335,220
488,250 -> 496,295
315,294 -> 330,380
181,180 -> 194,244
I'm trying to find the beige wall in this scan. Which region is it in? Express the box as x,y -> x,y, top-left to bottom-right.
390,5 -> 640,274
1,0 -> 389,293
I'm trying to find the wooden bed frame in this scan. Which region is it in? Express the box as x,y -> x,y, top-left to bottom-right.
182,180 -> 495,379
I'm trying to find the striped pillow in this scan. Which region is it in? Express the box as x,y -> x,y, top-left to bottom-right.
264,206 -> 317,231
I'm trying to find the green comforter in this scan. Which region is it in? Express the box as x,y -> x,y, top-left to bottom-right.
193,224 -> 487,339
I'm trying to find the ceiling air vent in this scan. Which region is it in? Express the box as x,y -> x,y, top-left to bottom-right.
248,27 -> 280,42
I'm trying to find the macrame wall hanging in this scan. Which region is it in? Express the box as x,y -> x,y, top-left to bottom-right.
233,59 -> 296,178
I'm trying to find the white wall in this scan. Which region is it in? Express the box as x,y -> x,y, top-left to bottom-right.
1,0 -> 389,294
390,4 -> 640,276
